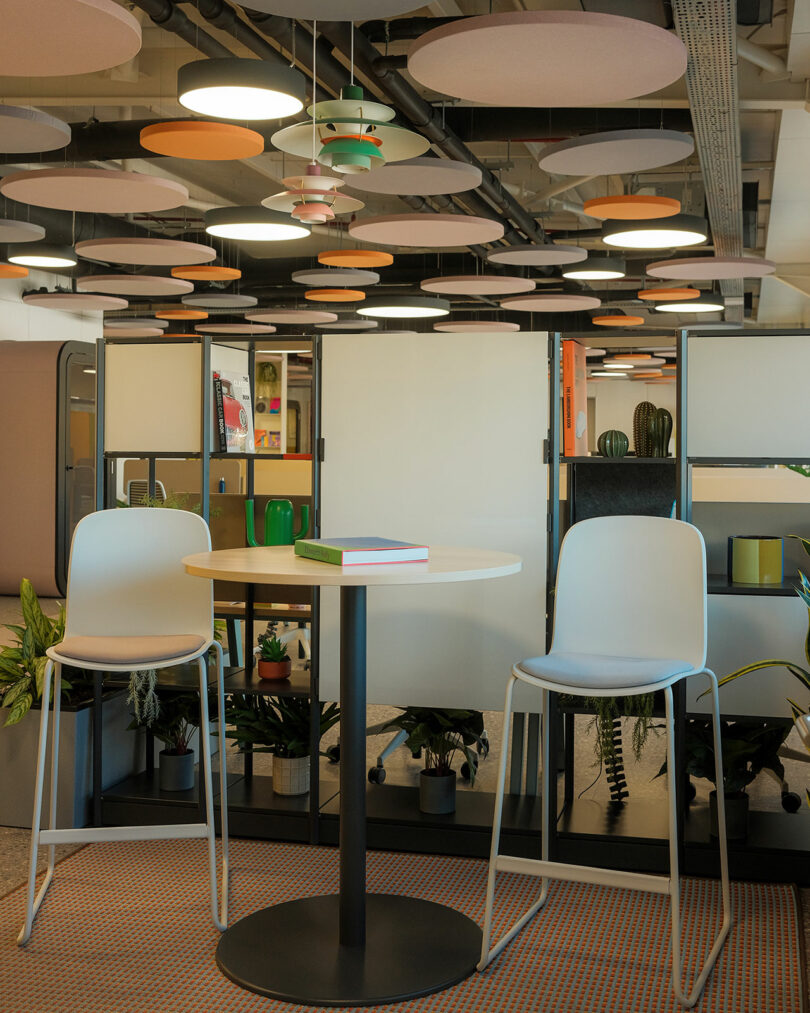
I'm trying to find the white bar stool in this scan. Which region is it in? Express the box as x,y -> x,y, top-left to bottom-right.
18,508 -> 229,945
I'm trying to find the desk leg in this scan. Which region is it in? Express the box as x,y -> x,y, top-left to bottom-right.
215,582 -> 480,1006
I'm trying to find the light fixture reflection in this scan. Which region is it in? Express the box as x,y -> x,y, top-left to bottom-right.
655,299 -> 723,313
8,243 -> 77,268
358,296 -> 450,319
204,206 -> 310,242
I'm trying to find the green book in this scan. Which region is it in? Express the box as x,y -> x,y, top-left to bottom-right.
294,537 -> 429,566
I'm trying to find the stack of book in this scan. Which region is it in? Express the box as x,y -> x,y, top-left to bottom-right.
294,538 -> 429,566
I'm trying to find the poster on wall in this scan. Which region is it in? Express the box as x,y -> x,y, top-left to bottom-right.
562,339 -> 588,457
212,370 -> 255,453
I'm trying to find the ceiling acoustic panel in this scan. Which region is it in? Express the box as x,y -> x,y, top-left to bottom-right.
104,317 -> 169,329
172,265 -> 241,281
196,322 -> 276,334
0,106 -> 71,153
23,292 -> 128,311
434,321 -> 520,332
421,275 -> 535,296
246,309 -> 339,324
320,319 -> 379,330
646,256 -> 777,280
0,168 -> 188,213
140,121 -> 264,160
318,249 -> 393,268
78,274 -> 194,297
242,0 -> 421,17
345,157 -> 482,196
0,220 -> 45,243
0,0 -> 141,77
538,130 -> 695,176
408,12 -> 687,107
584,195 -> 681,220
102,327 -> 164,338
487,243 -> 587,266
292,267 -> 380,287
500,294 -> 601,313
182,293 -> 257,308
75,237 -> 216,266
349,214 -> 504,248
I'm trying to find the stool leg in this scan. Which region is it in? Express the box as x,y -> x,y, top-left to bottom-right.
198,656 -> 226,931
212,640 -> 229,927
45,663 -> 62,879
18,660 -> 55,945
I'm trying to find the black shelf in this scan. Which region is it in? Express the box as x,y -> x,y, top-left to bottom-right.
688,457 -> 810,466
209,452 -> 287,460
707,574 -> 798,596
224,667 -> 311,697
103,451 -> 201,459
562,456 -> 676,465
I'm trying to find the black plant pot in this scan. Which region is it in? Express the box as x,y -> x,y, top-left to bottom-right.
159,749 -> 195,792
709,789 -> 749,840
419,769 -> 456,814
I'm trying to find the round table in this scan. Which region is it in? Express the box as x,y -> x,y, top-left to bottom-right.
183,544 -> 522,1007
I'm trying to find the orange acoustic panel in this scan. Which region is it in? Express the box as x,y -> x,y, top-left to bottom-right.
318,249 -> 394,268
155,308 -> 209,320
0,263 -> 28,278
583,195 -> 681,220
304,288 -> 365,302
140,121 -> 264,160
592,314 -> 644,326
171,264 -> 241,281
637,286 -> 700,301
632,370 -> 664,378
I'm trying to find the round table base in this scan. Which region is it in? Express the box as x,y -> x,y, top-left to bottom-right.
216,893 -> 482,1007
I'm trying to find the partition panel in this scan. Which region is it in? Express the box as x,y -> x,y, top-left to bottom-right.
319,332 -> 548,711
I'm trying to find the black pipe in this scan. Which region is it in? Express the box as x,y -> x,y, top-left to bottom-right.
441,107 -> 694,143
130,0 -> 233,57
361,17 -> 458,44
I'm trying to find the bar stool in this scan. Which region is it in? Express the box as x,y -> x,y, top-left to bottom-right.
18,507 -> 229,945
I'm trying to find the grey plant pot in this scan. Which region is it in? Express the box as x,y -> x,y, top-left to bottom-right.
709,789 -> 749,840
159,749 -> 196,792
419,770 -> 456,815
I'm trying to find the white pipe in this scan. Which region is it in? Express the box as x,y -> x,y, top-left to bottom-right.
737,36 -> 790,78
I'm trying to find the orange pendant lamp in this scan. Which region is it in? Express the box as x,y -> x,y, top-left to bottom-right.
583,195 -> 681,220
155,308 -> 209,320
592,314 -> 644,327
305,288 -> 365,302
637,286 -> 700,301
171,265 -> 241,281
318,249 -> 393,268
0,263 -> 28,278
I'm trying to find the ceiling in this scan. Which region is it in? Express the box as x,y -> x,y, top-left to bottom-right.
0,0 -> 807,340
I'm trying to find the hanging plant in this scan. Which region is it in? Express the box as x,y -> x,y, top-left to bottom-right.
128,669 -> 160,725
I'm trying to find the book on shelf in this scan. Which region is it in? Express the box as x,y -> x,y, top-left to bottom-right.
212,370 -> 255,453
562,339 -> 588,457
294,537 -> 430,566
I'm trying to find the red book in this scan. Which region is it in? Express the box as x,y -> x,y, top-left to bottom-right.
562,340 -> 588,457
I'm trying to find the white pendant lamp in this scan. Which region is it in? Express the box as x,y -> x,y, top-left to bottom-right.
602,214 -> 708,250
261,164 -> 364,225
271,84 -> 429,175
358,296 -> 450,319
562,255 -> 625,280
178,58 -> 305,120
8,243 -> 77,268
204,206 -> 310,242
655,298 -> 724,313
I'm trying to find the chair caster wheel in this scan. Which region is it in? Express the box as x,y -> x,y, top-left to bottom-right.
326,745 -> 340,763
368,766 -> 386,784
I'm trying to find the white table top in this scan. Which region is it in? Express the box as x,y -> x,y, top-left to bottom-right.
183,544 -> 522,587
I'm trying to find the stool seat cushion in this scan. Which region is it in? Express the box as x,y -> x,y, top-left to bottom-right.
517,651 -> 692,691
54,634 -> 207,666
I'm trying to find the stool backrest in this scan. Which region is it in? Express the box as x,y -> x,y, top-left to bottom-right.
551,515 -> 707,671
63,508 -> 213,640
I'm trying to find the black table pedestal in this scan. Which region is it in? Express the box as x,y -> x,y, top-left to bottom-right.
215,585 -> 481,1005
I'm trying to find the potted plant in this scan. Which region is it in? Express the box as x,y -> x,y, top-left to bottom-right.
656,718 -> 790,839
382,707 -> 488,815
256,629 -> 291,681
224,693 -> 340,795
130,691 -> 201,792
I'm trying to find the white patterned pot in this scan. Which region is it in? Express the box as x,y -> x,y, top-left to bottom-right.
273,754 -> 310,796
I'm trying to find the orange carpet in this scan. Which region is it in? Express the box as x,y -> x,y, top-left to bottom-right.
0,838 -> 804,1013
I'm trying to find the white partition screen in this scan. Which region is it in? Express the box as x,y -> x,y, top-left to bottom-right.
318,332 -> 548,711
688,332 -> 810,458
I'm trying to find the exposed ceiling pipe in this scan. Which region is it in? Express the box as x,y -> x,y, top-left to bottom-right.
315,20 -> 548,246
529,174 -> 599,204
130,0 -> 233,57
737,35 -> 790,79
439,106 -> 694,142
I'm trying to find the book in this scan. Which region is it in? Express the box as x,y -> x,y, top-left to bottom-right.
562,339 -> 588,457
212,375 -> 227,452
214,370 -> 255,454
294,537 -> 429,566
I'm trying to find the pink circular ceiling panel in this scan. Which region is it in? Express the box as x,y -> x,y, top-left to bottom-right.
421,274 -> 535,296
345,158 -> 482,197
196,323 -> 277,334
645,256 -> 776,280
0,105 -> 71,153
500,294 -> 602,313
242,0 -> 421,17
1,168 -> 188,213
538,130 -> 695,176
434,321 -> 521,332
75,237 -> 216,266
487,243 -> 587,266
246,310 -> 338,324
0,219 -> 45,243
24,292 -> 128,311
78,274 -> 194,297
0,0 -> 141,77
408,12 -> 687,107
103,327 -> 164,338
349,214 -> 504,248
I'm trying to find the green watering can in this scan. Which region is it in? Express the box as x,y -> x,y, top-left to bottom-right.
246,498 -> 309,547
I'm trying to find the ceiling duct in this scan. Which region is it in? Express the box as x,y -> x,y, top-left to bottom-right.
671,0 -> 744,323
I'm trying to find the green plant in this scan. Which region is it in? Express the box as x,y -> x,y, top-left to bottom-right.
224,694 -> 339,758
116,492 -> 221,518
707,532 -> 810,805
130,690 -> 200,755
656,718 -> 789,795
381,707 -> 488,785
257,628 -> 290,663
256,361 -> 278,385
0,579 -> 92,727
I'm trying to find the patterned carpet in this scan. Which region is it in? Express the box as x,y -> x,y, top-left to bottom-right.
0,839 -> 805,1013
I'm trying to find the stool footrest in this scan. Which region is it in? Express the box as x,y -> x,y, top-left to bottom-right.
495,855 -> 671,895
39,824 -> 209,845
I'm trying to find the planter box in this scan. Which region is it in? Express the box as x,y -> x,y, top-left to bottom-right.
0,690 -> 144,829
